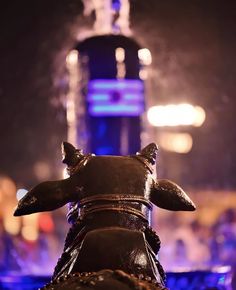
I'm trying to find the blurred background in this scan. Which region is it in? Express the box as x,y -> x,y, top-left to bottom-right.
0,0 -> 236,289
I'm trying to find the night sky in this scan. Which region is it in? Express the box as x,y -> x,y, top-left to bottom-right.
0,0 -> 236,189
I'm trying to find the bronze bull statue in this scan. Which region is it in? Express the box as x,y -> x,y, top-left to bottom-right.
14,142 -> 195,290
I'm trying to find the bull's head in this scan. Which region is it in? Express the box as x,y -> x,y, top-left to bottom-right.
14,142 -> 195,216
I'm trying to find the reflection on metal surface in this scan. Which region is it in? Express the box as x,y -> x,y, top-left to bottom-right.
62,167 -> 69,179
147,103 -> 206,127
159,132 -> 193,154
16,189 -> 28,201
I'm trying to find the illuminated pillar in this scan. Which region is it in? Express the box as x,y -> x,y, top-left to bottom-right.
72,34 -> 146,155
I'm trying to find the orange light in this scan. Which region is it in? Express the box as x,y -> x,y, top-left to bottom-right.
115,47 -> 125,62
158,132 -> 193,154
22,214 -> 39,241
39,213 -> 54,233
147,103 -> 206,127
34,161 -> 51,180
3,213 -> 21,235
22,226 -> 38,241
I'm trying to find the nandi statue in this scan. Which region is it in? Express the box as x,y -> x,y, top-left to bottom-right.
14,142 -> 195,290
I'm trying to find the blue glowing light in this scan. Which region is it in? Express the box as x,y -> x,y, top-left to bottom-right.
112,0 -> 121,11
166,269 -> 232,290
95,146 -> 115,155
87,94 -> 109,101
0,274 -> 50,289
89,104 -> 144,116
123,93 -> 143,101
87,93 -> 143,102
0,270 -> 232,290
89,79 -> 143,90
218,275 -> 226,284
88,79 -> 144,116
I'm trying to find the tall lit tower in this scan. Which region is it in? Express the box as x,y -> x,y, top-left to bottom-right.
65,0 -> 150,155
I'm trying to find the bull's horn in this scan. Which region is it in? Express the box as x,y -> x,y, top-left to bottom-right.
150,179 -> 196,211
14,176 -> 81,216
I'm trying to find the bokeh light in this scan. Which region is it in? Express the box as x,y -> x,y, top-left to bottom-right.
138,48 -> 152,65
22,214 -> 39,241
158,132 -> 193,154
33,161 -> 51,181
115,47 -> 125,62
147,103 -> 206,127
66,50 -> 78,66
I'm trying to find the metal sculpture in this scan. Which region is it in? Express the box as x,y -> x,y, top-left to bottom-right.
14,142 -> 196,290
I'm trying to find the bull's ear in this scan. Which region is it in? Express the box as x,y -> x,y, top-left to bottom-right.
136,143 -> 158,165
62,141 -> 84,167
150,179 -> 196,211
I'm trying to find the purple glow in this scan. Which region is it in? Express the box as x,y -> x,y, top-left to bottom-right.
112,0 -> 121,12
87,79 -> 144,116
123,93 -> 143,101
89,79 -> 143,90
89,104 -> 144,116
87,93 -> 109,101
87,92 -> 143,102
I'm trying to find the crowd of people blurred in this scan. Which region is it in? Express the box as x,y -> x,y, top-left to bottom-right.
157,207 -> 236,271
0,203 -> 235,277
0,208 -> 68,275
